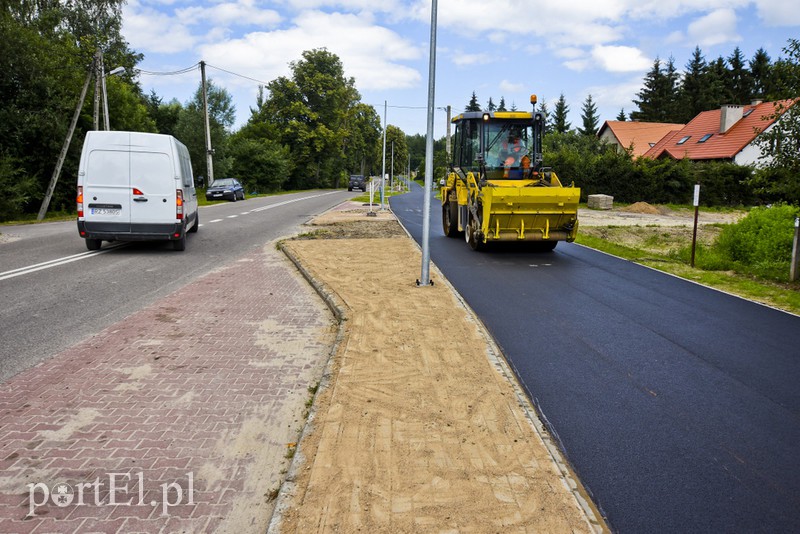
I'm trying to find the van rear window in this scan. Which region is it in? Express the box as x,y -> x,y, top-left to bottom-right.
87,151 -> 128,186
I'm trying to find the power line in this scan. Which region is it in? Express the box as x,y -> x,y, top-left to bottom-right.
134,63 -> 200,76
205,63 -> 271,85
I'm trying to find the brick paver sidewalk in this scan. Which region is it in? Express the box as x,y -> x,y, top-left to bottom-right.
0,245 -> 335,533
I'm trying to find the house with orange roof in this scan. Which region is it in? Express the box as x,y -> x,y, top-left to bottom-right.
598,120 -> 685,157
642,100 -> 796,165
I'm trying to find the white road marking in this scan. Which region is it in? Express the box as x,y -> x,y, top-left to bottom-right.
0,244 -> 125,282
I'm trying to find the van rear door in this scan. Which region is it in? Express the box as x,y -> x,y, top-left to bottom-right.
84,143 -> 131,231
130,149 -> 175,225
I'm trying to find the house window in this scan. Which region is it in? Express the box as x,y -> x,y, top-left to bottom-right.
743,109 -> 755,117
677,136 -> 691,145
698,134 -> 713,143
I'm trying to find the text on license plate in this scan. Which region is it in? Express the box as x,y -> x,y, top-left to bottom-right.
91,208 -> 121,216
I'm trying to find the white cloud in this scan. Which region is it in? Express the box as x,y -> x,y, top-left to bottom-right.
123,2 -> 196,54
199,11 -> 423,91
451,52 -> 491,67
591,45 -> 651,72
500,80 -> 524,93
177,1 -> 282,27
754,0 -> 800,26
687,9 -> 741,47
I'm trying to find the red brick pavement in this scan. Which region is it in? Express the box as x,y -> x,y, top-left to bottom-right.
0,245 -> 335,533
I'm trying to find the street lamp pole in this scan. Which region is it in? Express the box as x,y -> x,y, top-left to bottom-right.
381,100 -> 387,210
418,0 -> 438,286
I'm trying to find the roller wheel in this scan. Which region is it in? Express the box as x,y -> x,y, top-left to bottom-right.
466,211 -> 485,251
442,202 -> 459,237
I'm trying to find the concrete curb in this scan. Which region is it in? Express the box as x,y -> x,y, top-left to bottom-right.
266,239 -> 350,534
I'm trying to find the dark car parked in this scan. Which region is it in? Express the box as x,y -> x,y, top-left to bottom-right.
206,178 -> 245,201
348,174 -> 367,192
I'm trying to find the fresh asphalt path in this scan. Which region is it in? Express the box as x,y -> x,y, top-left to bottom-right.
391,183 -> 800,533
0,190 -> 354,383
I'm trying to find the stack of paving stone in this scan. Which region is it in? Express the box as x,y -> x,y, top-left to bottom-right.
587,194 -> 614,210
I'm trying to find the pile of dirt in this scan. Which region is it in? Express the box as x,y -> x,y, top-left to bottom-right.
298,220 -> 406,239
621,201 -> 662,215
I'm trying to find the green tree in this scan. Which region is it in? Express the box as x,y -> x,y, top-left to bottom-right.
727,46 -> 753,103
227,129 -> 291,194
486,97 -> 496,111
344,102 -> 381,177
0,1 -> 148,217
174,79 -> 235,184
678,46 -> 713,122
750,48 -> 774,100
579,94 -> 599,136
384,125 -> 409,179
252,49 -> 360,189
465,91 -> 481,111
706,56 -> 733,109
497,96 -> 507,112
553,93 -> 571,134
538,101 -> 552,135
144,91 -> 182,136
616,109 -> 627,121
632,57 -> 680,122
753,39 -> 800,203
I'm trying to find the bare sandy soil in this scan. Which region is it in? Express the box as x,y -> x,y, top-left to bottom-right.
579,202 -> 744,227
270,201 -> 606,533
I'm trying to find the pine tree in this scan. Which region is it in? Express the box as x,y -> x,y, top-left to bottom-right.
497,97 -> 507,111
616,109 -> 627,121
631,58 -> 665,121
486,97 -> 496,111
553,93 -> 570,133
465,91 -> 481,111
578,94 -> 599,136
707,56 -> 733,107
538,102 -> 552,135
510,101 -> 518,111
663,57 -> 681,122
678,46 -> 712,122
727,46 -> 753,103
749,48 -> 773,100
633,57 -> 682,122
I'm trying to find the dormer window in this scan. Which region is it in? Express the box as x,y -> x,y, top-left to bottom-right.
743,109 -> 755,117
677,136 -> 691,145
698,134 -> 713,143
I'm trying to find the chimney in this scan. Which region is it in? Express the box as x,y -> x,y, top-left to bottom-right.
720,104 -> 744,134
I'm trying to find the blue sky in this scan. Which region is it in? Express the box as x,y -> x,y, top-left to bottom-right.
122,0 -> 800,137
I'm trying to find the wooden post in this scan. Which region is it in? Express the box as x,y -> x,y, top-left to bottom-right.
690,184 -> 700,268
791,217 -> 799,282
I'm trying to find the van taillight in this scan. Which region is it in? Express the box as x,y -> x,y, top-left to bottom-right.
133,187 -> 144,195
77,186 -> 84,218
176,189 -> 184,220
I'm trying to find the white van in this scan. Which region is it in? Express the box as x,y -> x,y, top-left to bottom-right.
76,131 -> 199,251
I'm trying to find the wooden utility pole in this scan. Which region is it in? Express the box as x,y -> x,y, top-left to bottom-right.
200,60 -> 214,187
37,63 -> 95,221
93,50 -> 102,131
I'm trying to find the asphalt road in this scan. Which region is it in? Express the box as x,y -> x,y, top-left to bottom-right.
0,190 -> 353,383
391,183 -> 800,533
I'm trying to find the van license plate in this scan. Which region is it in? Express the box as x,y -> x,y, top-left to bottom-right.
91,208 -> 121,216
